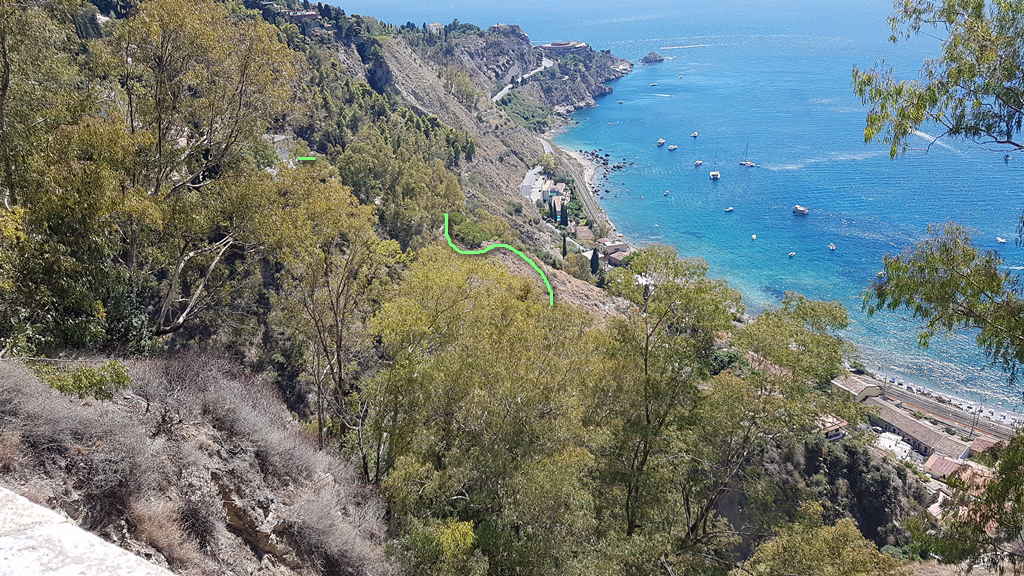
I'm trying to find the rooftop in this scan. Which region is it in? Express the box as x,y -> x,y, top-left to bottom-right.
832,374 -> 880,396
865,397 -> 972,458
924,454 -> 962,478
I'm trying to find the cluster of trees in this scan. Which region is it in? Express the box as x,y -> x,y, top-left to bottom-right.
348,245 -> 901,575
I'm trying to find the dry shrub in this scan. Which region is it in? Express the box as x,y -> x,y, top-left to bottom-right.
0,432 -> 22,473
286,489 -> 397,576
130,498 -> 199,567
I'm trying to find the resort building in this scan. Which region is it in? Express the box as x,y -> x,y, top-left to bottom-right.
538,41 -> 590,54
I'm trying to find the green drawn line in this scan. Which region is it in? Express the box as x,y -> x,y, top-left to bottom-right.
444,213 -> 554,307
297,156 -> 317,161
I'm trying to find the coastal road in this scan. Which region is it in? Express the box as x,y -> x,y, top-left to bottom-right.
520,165 -> 542,198
537,137 -> 552,154
884,386 -> 1015,441
493,58 -> 555,103
492,83 -> 512,103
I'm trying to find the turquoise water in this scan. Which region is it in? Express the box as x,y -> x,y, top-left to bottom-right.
339,0 -> 1024,408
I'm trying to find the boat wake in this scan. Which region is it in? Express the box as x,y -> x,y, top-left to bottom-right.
660,44 -> 710,49
911,129 -> 956,151
653,94 -> 674,97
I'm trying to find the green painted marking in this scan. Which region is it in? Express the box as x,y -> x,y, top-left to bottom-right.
444,213 -> 554,307
297,156 -> 317,161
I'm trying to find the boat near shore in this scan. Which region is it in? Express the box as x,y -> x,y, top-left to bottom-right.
998,236 -> 1007,243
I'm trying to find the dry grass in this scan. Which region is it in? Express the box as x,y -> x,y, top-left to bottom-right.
0,356 -> 395,576
0,432 -> 22,474
129,498 -> 200,567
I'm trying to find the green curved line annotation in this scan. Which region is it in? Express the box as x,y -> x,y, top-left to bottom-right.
444,213 -> 554,307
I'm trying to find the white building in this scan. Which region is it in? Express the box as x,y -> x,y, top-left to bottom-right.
876,432 -> 913,461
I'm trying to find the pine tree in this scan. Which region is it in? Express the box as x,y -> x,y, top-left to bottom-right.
590,247 -> 600,274
562,235 -> 568,257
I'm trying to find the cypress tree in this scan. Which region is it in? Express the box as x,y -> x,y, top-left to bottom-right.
560,203 -> 568,226
590,247 -> 600,274
562,235 -> 568,257
549,200 -> 555,220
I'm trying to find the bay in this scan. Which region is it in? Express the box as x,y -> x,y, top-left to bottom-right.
336,0 -> 1024,410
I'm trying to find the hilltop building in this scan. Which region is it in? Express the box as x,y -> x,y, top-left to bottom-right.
538,41 -> 589,55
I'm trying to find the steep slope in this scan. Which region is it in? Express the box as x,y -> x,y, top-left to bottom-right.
0,359 -> 395,576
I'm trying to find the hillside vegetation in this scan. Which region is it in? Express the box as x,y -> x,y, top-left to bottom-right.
0,0 -> 950,575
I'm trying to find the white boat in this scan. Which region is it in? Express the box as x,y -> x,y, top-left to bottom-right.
618,100 -> 624,104
694,160 -> 703,166
998,237 -> 1007,243
657,138 -> 666,146
664,190 -> 670,196
793,205 -> 810,215
740,141 -> 755,167
709,171 -> 720,180
668,145 -> 678,150
788,252 -> 796,258
829,242 -> 836,250
691,131 -> 698,138
725,207 -> 734,212
650,82 -> 658,86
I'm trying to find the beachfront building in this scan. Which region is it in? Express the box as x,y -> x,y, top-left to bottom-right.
875,432 -> 913,461
831,374 -> 882,402
864,397 -> 971,459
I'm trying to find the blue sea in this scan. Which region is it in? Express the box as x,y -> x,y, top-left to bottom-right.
339,0 -> 1024,409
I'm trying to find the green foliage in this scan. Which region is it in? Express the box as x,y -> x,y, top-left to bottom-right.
33,360 -> 132,400
537,153 -> 557,175
737,503 -> 909,576
360,247 -> 600,573
498,90 -> 553,131
564,253 -> 591,281
451,209 -> 516,248
853,0 -> 1024,156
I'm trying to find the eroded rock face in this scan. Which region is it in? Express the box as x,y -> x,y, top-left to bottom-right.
641,52 -> 665,63
213,469 -> 301,569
